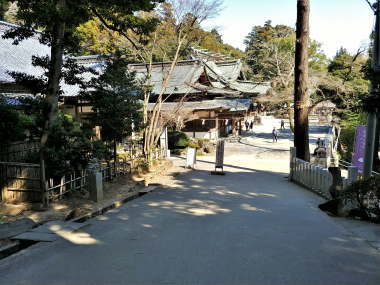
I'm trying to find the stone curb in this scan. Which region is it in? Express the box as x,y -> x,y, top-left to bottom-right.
71,185 -> 160,223
0,241 -> 20,260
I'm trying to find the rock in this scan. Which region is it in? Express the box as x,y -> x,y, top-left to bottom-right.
0,218 -> 37,239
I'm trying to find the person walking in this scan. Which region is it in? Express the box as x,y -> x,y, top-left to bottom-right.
249,121 -> 253,132
245,120 -> 249,131
272,127 -> 278,143
280,119 -> 285,130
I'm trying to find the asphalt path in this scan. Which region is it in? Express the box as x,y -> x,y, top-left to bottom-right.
0,150 -> 380,284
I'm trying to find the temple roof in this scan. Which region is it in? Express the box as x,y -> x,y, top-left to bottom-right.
0,21 -> 49,84
0,21 -> 270,98
148,98 -> 251,112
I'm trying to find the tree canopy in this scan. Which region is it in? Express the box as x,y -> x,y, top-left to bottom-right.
76,1 -> 242,61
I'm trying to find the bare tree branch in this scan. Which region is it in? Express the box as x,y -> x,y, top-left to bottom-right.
364,0 -> 376,12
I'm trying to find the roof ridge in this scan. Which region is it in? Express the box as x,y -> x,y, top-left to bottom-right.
0,21 -> 20,29
129,59 -> 201,68
0,20 -> 42,36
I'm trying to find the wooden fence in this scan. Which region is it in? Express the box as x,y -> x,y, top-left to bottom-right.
0,140 -> 40,162
0,140 -> 165,203
0,162 -> 42,203
46,170 -> 87,200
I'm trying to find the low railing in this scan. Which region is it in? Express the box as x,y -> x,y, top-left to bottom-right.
1,144 -> 165,203
46,159 -> 133,200
339,159 -> 380,177
100,159 -> 131,182
290,148 -> 358,199
47,170 -> 87,200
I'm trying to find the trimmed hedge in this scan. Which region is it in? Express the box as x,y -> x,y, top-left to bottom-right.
168,131 -> 190,150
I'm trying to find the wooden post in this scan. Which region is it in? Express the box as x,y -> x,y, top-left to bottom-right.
294,0 -> 310,161
211,140 -> 225,175
60,175 -> 64,198
40,159 -> 48,207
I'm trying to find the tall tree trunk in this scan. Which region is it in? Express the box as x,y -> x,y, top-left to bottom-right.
294,0 -> 310,161
40,0 -> 66,206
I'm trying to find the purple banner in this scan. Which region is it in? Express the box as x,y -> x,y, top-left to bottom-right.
352,125 -> 367,174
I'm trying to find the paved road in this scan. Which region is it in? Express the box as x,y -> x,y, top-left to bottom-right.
228,123 -> 330,160
1,151 -> 380,284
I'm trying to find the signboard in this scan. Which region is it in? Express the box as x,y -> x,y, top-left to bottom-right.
352,125 -> 367,174
215,140 -> 225,170
186,147 -> 196,168
159,127 -> 168,158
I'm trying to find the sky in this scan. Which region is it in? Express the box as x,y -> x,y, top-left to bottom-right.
203,0 -> 375,58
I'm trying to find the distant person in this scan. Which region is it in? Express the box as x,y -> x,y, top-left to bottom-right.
272,127 -> 278,143
280,119 -> 285,130
249,121 -> 254,131
245,120 -> 249,131
313,138 -> 321,155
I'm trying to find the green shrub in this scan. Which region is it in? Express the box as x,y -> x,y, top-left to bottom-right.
195,138 -> 214,153
0,104 -> 30,145
44,114 -> 93,178
342,175 -> 380,222
188,143 -> 200,149
170,149 -> 182,155
195,138 -> 209,148
168,131 -> 190,149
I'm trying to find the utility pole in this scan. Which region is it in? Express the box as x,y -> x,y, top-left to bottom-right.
294,0 -> 310,161
363,0 -> 380,178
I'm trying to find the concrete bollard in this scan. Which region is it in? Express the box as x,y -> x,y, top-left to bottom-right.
186,147 -> 197,169
88,171 -> 103,202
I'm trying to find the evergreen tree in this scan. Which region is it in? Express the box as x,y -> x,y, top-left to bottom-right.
2,0 -> 162,205
81,55 -> 143,169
